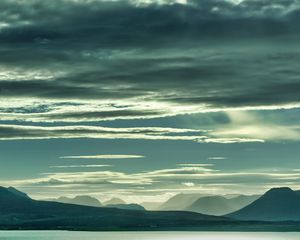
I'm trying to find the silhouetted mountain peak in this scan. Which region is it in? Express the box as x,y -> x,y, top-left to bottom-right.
0,187 -> 33,214
0,187 -> 30,199
7,186 -> 30,199
261,187 -> 297,200
265,187 -> 294,195
228,187 -> 300,221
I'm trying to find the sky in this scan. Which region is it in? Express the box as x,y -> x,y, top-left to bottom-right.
0,0 -> 300,203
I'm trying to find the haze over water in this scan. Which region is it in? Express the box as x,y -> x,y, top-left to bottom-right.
0,232 -> 299,240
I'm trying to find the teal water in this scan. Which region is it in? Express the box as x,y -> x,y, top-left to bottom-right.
0,231 -> 299,239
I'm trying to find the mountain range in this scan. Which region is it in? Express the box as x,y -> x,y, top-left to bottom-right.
55,195 -> 145,211
1,186 -> 300,231
51,188 -> 300,220
157,192 -> 259,216
0,186 -> 229,230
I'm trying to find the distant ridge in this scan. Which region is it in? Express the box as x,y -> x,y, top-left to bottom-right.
103,197 -> 126,205
56,195 -> 102,207
105,203 -> 145,211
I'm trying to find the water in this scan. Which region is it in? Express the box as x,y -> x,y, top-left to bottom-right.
0,231 -> 299,240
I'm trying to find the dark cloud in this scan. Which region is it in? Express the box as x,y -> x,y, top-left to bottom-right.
0,79 -> 143,99
0,0 -> 299,64
0,0 -> 299,123
0,0 -> 299,47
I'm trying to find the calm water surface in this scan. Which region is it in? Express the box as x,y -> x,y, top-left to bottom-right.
0,231 -> 299,240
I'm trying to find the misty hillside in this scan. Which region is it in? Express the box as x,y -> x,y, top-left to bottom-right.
159,193 -> 208,210
185,195 -> 258,216
140,202 -> 163,210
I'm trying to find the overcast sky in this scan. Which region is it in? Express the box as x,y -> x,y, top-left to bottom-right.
1,0 -> 300,203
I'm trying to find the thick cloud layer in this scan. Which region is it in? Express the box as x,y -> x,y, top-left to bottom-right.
0,0 -> 300,137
